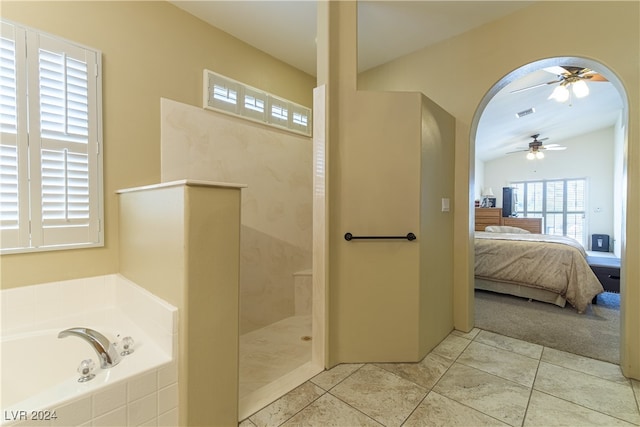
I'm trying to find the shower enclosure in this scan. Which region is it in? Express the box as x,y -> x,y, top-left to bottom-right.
159,97 -> 315,418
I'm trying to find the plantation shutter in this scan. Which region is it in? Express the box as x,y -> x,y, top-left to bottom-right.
28,32 -> 100,248
0,20 -> 102,253
0,23 -> 29,249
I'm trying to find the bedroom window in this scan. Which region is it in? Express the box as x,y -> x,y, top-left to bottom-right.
512,179 -> 587,245
0,20 -> 103,254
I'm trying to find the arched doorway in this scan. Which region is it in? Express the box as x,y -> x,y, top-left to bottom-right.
469,56 -> 628,363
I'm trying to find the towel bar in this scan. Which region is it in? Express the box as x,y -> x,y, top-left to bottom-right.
344,232 -> 416,241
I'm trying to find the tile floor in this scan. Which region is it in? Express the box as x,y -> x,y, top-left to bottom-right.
240,328 -> 640,427
240,315 -> 312,397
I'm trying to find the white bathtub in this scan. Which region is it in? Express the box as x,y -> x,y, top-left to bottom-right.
0,275 -> 178,426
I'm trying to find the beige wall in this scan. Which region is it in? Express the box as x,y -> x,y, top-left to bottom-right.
0,1 -> 315,289
418,95 -> 456,355
318,2 -> 455,366
160,98 -> 313,333
119,182 -> 241,426
484,126 -> 616,245
359,1 -> 640,378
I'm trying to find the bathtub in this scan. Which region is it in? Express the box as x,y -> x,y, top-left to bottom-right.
0,275 -> 178,426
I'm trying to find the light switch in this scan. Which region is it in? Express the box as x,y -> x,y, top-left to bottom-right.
441,198 -> 450,212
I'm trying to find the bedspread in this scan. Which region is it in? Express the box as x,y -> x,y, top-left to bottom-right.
475,232 -> 604,312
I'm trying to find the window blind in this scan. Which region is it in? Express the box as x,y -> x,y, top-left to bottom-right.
0,34 -> 18,229
0,35 -> 17,134
0,19 -> 103,253
512,178 -> 587,245
0,144 -> 18,229
0,24 -> 25,249
39,49 -> 89,142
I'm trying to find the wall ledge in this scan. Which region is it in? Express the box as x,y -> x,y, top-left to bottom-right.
116,179 -> 247,194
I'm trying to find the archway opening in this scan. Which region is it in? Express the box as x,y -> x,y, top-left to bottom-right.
469,56 -> 628,363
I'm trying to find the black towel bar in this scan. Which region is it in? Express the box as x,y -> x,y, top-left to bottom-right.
344,232 -> 416,241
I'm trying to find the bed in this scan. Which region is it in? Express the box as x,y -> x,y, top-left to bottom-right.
475,229 -> 604,313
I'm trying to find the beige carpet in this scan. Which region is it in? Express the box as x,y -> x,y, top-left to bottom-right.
474,289 -> 620,364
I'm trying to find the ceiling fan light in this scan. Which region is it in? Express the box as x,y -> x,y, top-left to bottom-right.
549,85 -> 570,102
536,151 -> 545,159
572,80 -> 589,98
526,151 -> 535,160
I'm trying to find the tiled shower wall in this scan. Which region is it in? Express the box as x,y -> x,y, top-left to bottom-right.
160,98 -> 313,333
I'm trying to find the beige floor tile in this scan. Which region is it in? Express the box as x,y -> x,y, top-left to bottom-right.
457,341 -> 540,387
330,364 -> 427,427
403,391 -> 509,426
249,382 -> 325,427
450,328 -> 481,340
240,315 -> 312,397
433,363 -> 530,426
524,390 -> 637,426
541,347 -> 628,383
633,379 -> 640,412
534,361 -> 640,424
375,352 -> 452,390
242,329 -> 638,427
281,393 -> 382,427
310,363 -> 363,391
474,330 -> 543,359
430,334 -> 472,362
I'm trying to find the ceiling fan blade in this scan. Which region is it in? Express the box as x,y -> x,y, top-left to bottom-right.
510,79 -> 560,94
543,143 -> 562,148
544,146 -> 567,151
575,68 -> 608,82
585,73 -> 608,82
544,66 -> 570,76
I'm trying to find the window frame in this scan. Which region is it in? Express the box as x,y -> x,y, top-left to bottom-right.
203,69 -> 312,137
0,19 -> 104,255
511,178 -> 588,245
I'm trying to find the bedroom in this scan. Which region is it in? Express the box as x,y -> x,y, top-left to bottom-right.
475,63 -> 622,257
470,61 -> 624,359
468,58 -> 623,354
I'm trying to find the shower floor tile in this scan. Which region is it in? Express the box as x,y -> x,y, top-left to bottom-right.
239,315 -> 312,398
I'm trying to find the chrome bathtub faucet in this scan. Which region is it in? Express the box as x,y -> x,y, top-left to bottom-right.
58,327 -> 121,368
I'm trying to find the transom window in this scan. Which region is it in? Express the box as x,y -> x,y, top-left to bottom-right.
511,178 -> 587,246
203,69 -> 311,136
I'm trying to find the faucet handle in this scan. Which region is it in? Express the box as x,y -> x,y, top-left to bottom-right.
119,336 -> 135,356
77,359 -> 96,382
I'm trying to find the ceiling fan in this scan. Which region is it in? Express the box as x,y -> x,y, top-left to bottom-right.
510,66 -> 608,101
509,134 -> 567,159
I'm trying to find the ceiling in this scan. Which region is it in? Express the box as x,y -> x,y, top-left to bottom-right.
170,1 -> 623,161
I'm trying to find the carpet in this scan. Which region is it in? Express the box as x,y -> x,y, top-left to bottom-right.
474,289 -> 620,364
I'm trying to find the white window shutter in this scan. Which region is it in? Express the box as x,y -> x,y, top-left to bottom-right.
0,34 -> 18,134
290,104 -> 311,134
267,95 -> 289,129
1,20 -> 102,253
206,72 -> 240,115
38,49 -> 90,142
0,23 -> 29,250
24,28 -> 101,250
242,86 -> 267,122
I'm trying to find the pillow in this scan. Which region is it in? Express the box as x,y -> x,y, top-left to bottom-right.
484,225 -> 531,234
